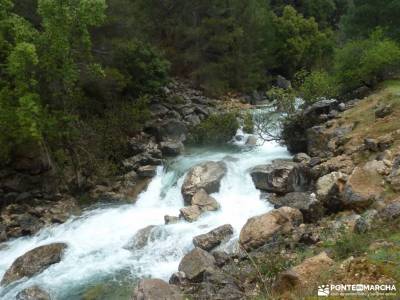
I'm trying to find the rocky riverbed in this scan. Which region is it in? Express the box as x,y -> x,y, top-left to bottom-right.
1,81 -> 400,299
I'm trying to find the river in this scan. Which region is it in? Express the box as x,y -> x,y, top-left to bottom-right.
0,125 -> 290,299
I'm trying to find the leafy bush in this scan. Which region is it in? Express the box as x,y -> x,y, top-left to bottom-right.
113,40 -> 170,97
266,87 -> 296,114
189,112 -> 239,146
334,30 -> 400,93
300,70 -> 338,104
242,112 -> 254,134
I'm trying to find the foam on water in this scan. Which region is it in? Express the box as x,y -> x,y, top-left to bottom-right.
0,127 -> 289,299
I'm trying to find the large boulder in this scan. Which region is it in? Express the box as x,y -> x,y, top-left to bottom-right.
272,252 -> 334,295
269,192 -> 324,223
1,243 -> 67,286
250,160 -> 311,195
16,286 -> 51,300
133,278 -> 183,300
316,172 -> 346,202
342,166 -> 383,210
178,247 -> 216,281
193,224 -> 234,251
181,161 -> 227,204
239,207 -> 303,250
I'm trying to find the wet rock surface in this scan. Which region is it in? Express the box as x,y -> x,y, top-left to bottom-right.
193,224 -> 234,251
181,161 -> 227,204
16,286 -> 51,300
1,243 -> 67,286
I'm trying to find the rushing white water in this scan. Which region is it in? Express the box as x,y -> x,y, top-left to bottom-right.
0,125 -> 289,299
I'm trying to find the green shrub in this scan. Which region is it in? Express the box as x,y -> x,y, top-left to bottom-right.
242,112 -> 254,134
334,30 -> 400,93
189,112 -> 239,146
300,70 -> 338,104
331,231 -> 370,259
113,40 -> 170,97
266,87 -> 296,114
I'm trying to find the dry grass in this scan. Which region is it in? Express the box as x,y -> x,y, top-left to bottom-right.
341,80 -> 400,150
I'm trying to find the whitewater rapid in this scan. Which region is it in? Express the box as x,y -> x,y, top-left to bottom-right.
0,131 -> 289,299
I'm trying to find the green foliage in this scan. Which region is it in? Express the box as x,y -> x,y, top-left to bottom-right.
266,87 -> 296,113
299,70 -> 338,104
271,5 -> 334,77
341,0 -> 400,41
189,112 -> 239,146
242,112 -> 254,134
334,30 -> 400,92
331,231 -> 370,259
113,40 -> 170,97
302,0 -> 336,28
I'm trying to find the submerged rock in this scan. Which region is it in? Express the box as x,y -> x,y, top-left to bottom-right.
133,278 -> 182,300
16,286 -> 51,300
1,243 -> 67,286
193,224 -> 234,251
239,207 -> 303,250
126,225 -> 162,250
181,161 -> 227,205
178,247 -> 216,281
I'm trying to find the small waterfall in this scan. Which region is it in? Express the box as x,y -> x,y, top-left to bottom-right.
0,111 -> 290,299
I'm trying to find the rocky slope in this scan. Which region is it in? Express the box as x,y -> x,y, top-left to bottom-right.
130,80 -> 400,299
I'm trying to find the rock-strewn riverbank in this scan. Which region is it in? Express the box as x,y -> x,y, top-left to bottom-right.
142,83 -> 400,299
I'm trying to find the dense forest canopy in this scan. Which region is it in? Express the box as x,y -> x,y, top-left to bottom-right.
1,0 -> 400,188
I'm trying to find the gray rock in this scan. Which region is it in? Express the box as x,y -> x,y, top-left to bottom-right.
1,243 -> 67,286
269,192 -> 324,223
180,206 -> 202,222
379,202 -> 400,220
212,251 -> 230,267
160,140 -> 184,157
164,215 -> 179,225
126,225 -> 160,250
375,104 -> 393,118
250,160 -> 311,194
293,153 -> 310,164
169,271 -> 187,285
338,102 -> 346,112
16,286 -> 51,300
133,278 -> 183,300
364,138 -> 379,152
191,189 -> 220,212
137,165 -> 157,178
178,248 -> 216,281
245,136 -> 257,146
276,75 -> 292,90
181,161 -> 227,204
193,224 -> 234,251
